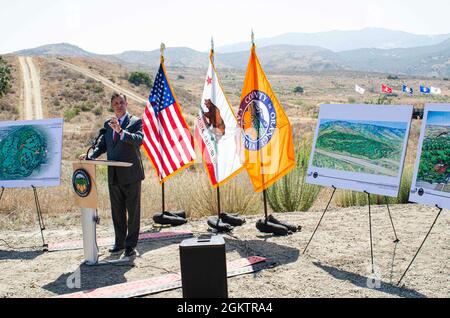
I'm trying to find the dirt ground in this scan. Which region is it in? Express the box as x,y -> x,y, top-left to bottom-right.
0,203 -> 448,298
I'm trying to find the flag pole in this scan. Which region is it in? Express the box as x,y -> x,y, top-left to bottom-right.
160,42 -> 166,214
210,37 -> 222,220
251,30 -> 269,222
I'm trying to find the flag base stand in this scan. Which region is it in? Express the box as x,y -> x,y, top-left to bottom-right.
207,187 -> 246,233
397,205 -> 443,286
254,190 -> 298,236
153,211 -> 187,227
153,183 -> 188,227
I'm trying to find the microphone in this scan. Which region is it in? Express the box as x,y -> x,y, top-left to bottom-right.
86,128 -> 107,160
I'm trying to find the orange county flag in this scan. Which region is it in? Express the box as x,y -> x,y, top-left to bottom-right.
194,52 -> 244,187
237,44 -> 295,192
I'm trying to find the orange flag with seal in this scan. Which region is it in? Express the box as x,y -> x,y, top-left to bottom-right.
237,44 -> 295,192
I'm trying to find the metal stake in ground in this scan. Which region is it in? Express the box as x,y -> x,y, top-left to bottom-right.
397,205 -> 443,286
303,186 -> 337,254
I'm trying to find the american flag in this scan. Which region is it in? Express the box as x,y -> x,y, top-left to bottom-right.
142,65 -> 196,182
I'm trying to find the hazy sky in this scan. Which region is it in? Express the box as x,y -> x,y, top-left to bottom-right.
1,0 -> 450,54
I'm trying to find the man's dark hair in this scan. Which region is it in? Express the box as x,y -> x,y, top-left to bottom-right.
111,92 -> 127,103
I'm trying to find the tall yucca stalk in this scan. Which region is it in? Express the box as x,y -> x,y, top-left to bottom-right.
267,140 -> 321,212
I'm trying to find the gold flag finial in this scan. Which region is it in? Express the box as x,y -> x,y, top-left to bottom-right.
160,42 -> 166,63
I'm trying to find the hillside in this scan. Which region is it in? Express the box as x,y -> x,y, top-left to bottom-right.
338,39 -> 450,78
13,39 -> 450,77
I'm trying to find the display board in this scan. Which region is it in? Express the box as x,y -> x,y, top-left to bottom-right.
0,118 -> 64,188
306,104 -> 412,197
410,104 -> 450,209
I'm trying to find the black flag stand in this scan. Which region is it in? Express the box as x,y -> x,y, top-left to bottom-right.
262,189 -> 268,222
303,186 -> 337,254
397,205 -> 443,286
161,182 -> 165,214
31,186 -> 48,251
215,187 -> 222,229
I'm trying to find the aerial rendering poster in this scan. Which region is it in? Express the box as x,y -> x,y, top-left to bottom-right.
0,118 -> 64,188
307,104 -> 413,197
410,104 -> 450,209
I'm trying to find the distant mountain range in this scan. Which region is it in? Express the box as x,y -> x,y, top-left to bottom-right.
216,28 -> 450,52
10,28 -> 450,77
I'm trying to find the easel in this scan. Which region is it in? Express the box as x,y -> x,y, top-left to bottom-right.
397,205 -> 443,285
303,185 -> 400,274
0,185 -> 48,251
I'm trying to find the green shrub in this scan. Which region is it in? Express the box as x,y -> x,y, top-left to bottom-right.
64,108 -> 80,121
0,57 -> 12,98
79,102 -> 94,112
267,140 -> 321,212
128,72 -> 152,88
293,86 -> 304,94
93,106 -> 103,116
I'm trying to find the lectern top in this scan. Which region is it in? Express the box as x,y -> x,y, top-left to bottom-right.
74,160 -> 133,167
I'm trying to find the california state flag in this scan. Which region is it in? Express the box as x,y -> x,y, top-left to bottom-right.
194,52 -> 244,187
238,44 -> 296,192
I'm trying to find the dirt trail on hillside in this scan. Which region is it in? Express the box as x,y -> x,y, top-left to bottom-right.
18,56 -> 44,120
52,58 -> 147,105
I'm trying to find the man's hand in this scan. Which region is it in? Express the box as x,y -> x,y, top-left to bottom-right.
108,117 -> 122,133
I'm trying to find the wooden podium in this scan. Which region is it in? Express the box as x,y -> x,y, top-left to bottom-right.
72,160 -> 132,265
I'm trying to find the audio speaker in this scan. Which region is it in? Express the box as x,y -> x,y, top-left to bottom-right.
179,235 -> 228,298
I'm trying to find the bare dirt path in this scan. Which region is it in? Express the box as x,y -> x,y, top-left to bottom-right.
18,56 -> 44,120
51,58 -> 147,105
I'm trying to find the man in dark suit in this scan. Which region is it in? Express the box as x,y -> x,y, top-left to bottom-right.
81,92 -> 145,257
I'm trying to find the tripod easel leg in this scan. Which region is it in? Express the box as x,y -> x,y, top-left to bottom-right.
32,186 -> 48,251
0,187 -> 5,203
366,192 -> 375,274
303,186 -> 336,254
385,197 -> 400,243
397,206 -> 443,286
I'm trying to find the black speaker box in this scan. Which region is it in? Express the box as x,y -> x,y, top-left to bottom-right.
179,235 -> 228,298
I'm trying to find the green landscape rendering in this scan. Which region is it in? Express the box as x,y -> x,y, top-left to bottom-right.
416,111 -> 450,193
0,125 -> 49,180
312,119 -> 408,177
